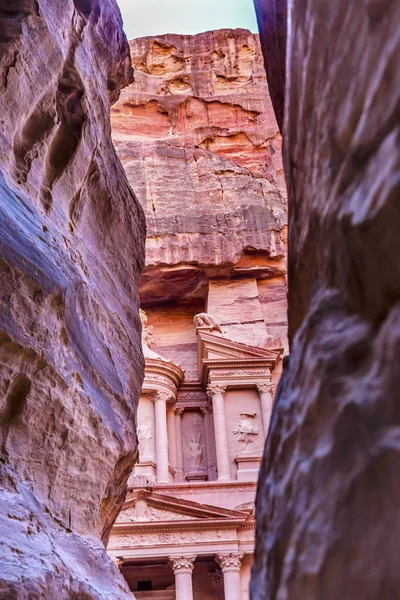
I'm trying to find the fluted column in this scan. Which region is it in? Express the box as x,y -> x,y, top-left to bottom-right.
216,552 -> 244,600
207,384 -> 231,481
257,383 -> 275,436
169,555 -> 196,600
153,391 -> 170,484
175,406 -> 184,482
167,406 -> 177,476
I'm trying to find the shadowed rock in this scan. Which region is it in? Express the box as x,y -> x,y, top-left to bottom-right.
252,1 -> 400,599
0,1 -> 145,598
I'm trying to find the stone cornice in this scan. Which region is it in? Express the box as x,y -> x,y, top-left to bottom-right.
110,517 -> 255,536
129,480 -> 257,494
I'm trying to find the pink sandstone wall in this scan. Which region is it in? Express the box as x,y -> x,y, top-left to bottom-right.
111,29 -> 288,385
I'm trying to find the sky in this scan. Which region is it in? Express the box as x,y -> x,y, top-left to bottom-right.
116,0 -> 259,40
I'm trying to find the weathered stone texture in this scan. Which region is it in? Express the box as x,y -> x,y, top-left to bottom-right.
0,1 -> 145,598
252,1 -> 400,599
112,29 -> 287,308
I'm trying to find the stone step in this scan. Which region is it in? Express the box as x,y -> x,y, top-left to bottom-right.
134,591 -> 175,600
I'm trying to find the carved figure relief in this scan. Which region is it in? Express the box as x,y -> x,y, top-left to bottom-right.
140,309 -> 171,362
137,422 -> 153,461
128,474 -> 154,488
185,432 -> 204,467
232,412 -> 259,453
118,505 -> 194,523
135,499 -> 150,522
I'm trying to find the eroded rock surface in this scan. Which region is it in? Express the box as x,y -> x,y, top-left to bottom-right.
0,2 -> 145,598
252,1 -> 400,599
111,29 -> 287,313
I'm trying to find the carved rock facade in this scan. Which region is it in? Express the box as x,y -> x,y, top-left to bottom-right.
0,2 -> 145,598
252,1 -> 400,599
109,28 -> 288,600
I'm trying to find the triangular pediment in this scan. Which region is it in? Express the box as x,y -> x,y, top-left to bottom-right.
197,330 -> 282,383
116,490 -> 248,525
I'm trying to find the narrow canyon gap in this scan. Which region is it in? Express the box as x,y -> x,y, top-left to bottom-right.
107,29 -> 288,599
0,1 -> 145,598
252,1 -> 400,599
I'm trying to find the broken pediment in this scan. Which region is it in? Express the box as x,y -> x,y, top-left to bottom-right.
197,330 -> 282,384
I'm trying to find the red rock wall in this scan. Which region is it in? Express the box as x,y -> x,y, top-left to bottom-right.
111,30 -> 288,379
112,29 -> 286,274
252,1 -> 400,598
0,2 -> 145,598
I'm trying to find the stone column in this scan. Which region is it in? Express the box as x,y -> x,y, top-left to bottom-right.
169,555 -> 196,600
153,391 -> 170,484
216,552 -> 244,600
167,406 -> 177,476
257,383 -> 275,436
201,404 -> 215,481
207,384 -> 231,481
175,406 -> 184,482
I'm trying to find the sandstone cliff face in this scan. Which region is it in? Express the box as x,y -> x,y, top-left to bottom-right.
111,29 -> 287,363
0,2 -> 145,598
252,1 -> 400,599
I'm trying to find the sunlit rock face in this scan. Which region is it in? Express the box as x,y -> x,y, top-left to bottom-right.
112,29 -> 287,327
252,1 -> 400,599
0,1 -> 145,598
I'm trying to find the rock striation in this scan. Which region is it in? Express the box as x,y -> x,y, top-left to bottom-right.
0,1 -> 145,598
252,1 -> 400,599
111,30 -> 287,319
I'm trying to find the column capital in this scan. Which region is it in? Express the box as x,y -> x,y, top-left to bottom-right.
168,555 -> 197,574
200,403 -> 212,415
207,383 -> 226,397
215,552 -> 244,573
257,382 -> 275,395
153,390 -> 174,404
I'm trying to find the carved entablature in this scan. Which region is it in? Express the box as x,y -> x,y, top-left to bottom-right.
177,383 -> 208,410
109,529 -> 238,551
108,488 -> 255,559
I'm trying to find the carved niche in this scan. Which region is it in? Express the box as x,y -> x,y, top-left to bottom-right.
182,411 -> 207,480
